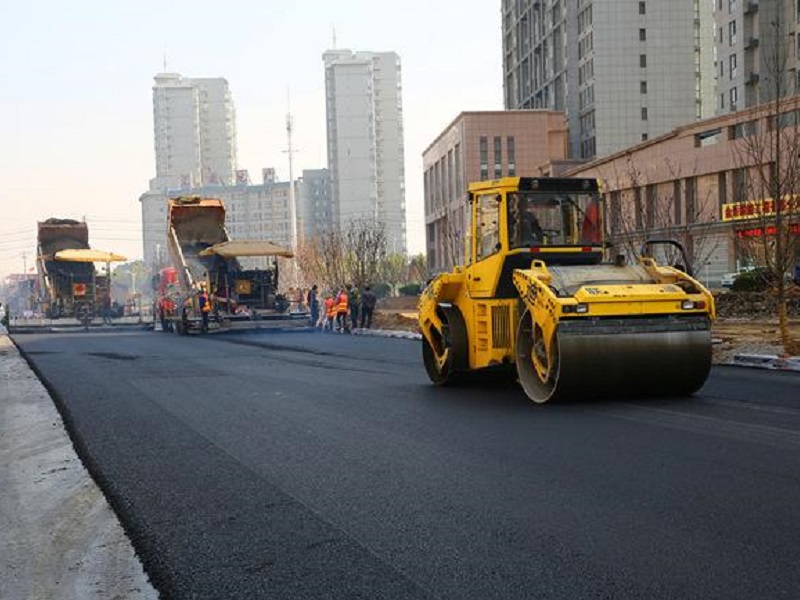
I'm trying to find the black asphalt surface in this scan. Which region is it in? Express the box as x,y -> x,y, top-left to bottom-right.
13,329 -> 800,600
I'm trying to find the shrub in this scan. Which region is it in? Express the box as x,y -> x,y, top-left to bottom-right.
731,268 -> 774,292
399,283 -> 422,296
372,282 -> 392,298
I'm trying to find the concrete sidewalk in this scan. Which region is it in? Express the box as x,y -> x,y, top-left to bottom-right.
0,327 -> 158,599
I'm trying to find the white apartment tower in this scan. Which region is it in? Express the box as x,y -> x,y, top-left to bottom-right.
152,73 -> 237,187
715,0 -> 800,114
323,49 -> 407,254
502,0 -> 715,160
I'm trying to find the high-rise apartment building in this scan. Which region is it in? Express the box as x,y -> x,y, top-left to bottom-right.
502,0 -> 715,160
152,73 -> 237,187
296,169 -> 333,241
323,49 -> 407,254
714,0 -> 799,114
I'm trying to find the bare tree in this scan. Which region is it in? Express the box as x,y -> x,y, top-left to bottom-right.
602,157 -> 721,278
295,219 -> 387,292
730,17 -> 800,354
344,219 -> 387,288
380,253 -> 407,295
407,253 -> 429,284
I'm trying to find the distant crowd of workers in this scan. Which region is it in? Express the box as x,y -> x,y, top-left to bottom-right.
306,283 -> 377,333
192,281 -> 378,334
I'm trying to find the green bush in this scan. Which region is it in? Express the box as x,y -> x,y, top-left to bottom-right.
372,282 -> 392,298
399,283 -> 422,296
731,268 -> 773,292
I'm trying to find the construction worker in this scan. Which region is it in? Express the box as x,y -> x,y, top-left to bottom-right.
198,285 -> 211,333
323,295 -> 336,332
335,287 -> 349,332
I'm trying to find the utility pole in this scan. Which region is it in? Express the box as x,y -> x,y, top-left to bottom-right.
285,108 -> 298,252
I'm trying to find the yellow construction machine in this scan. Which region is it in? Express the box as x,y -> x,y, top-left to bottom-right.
419,177 -> 716,403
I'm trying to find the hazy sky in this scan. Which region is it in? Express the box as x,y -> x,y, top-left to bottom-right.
0,0 -> 502,279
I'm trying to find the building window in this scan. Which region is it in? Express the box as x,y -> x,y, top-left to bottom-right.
634,188 -> 644,230
730,86 -> 738,110
507,137 -> 516,177
640,54 -> 647,68
479,136 -> 488,181
454,143 -> 462,196
718,172 -> 728,209
673,180 -> 682,224
729,53 -> 737,79
493,136 -> 502,179
729,20 -> 737,45
732,167 -> 747,201
685,177 -> 696,223
641,107 -> 649,120
610,191 -> 622,233
639,28 -> 647,41
646,185 -> 656,228
642,133 -> 649,141
639,1 -> 646,15
640,81 -> 648,94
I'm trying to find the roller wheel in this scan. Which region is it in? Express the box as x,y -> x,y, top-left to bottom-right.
515,309 -> 559,403
422,306 -> 468,386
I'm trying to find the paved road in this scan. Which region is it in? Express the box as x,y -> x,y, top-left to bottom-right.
13,330 -> 800,600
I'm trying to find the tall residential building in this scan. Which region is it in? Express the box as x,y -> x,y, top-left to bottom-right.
323,49 -> 407,254
152,73 -> 237,187
296,169 -> 333,241
502,0 -> 715,160
714,0 -> 799,114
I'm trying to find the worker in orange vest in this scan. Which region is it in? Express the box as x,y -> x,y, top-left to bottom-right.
324,295 -> 336,332
335,287 -> 349,333
198,285 -> 211,333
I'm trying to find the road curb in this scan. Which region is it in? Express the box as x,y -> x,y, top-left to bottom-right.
732,353 -> 800,372
352,328 -> 421,341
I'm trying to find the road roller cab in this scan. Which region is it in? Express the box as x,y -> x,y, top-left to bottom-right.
418,177 -> 716,403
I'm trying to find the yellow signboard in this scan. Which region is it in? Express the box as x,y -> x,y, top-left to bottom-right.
73,283 -> 87,296
722,197 -> 800,222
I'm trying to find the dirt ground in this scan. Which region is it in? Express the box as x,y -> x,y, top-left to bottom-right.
372,297 -> 800,363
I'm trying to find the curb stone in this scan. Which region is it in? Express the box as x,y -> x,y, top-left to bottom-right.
352,328 -> 421,341
733,353 -> 800,372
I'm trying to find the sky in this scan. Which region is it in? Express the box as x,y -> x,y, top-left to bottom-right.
0,0 -> 503,279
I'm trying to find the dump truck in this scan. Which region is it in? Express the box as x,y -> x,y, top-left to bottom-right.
36,219 -> 108,322
419,177 -> 716,403
155,196 -> 294,334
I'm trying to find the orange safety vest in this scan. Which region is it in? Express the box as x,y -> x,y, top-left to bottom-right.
199,291 -> 211,313
336,291 -> 349,314
325,297 -> 336,318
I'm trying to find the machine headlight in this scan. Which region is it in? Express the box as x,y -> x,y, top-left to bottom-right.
563,303 -> 589,314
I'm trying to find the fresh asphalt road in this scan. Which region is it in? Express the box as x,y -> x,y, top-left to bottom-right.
12,329 -> 800,600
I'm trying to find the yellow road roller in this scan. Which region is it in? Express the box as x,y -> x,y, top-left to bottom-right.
419,177 -> 715,403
